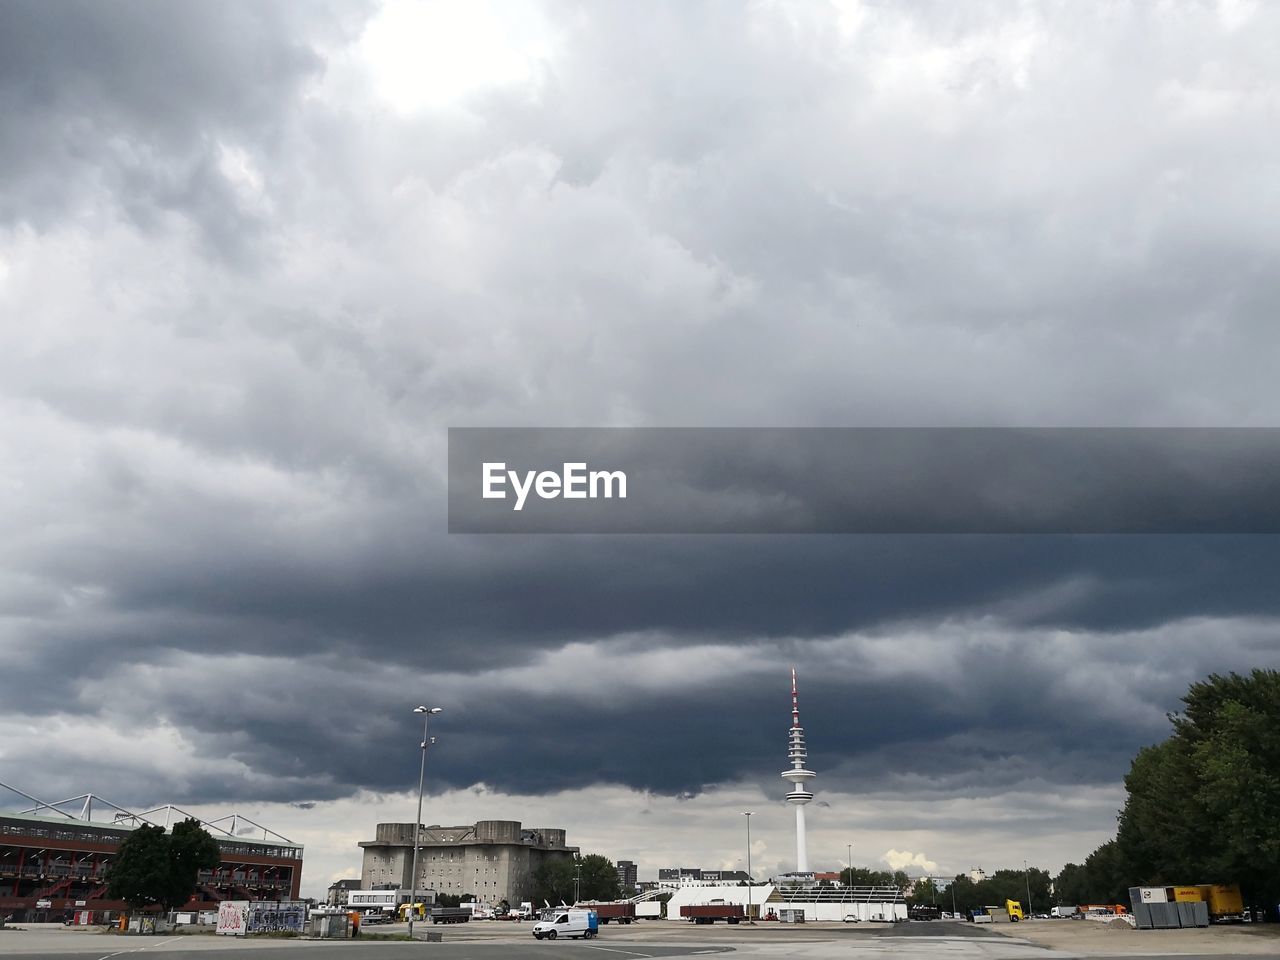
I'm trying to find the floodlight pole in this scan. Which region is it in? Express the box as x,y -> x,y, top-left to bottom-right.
743,812 -> 753,922
407,706 -> 441,939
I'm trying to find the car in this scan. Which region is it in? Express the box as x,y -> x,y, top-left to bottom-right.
843,914 -> 861,923
361,910 -> 391,925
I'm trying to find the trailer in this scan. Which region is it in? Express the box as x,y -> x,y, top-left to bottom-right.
635,901 -> 662,920
428,907 -> 471,924
680,904 -> 744,924
1198,885 -> 1245,923
579,902 -> 635,924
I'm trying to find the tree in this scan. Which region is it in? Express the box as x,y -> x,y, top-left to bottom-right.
908,877 -> 939,905
1053,862 -> 1089,907
839,866 -> 894,887
577,854 -> 621,902
1115,669 -> 1280,911
532,857 -> 576,906
107,818 -> 220,911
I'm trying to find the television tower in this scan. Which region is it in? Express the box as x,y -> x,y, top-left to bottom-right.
781,667 -> 816,873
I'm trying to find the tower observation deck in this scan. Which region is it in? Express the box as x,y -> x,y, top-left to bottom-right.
781,667 -> 816,873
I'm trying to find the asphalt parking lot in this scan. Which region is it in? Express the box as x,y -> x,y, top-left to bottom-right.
1,918 -> 1277,960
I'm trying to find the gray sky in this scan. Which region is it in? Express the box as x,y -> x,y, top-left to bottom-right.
3,0 -> 1280,898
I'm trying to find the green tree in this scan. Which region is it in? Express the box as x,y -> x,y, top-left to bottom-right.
532,856 -> 576,905
168,819 -> 221,906
1053,862 -> 1089,906
908,877 -> 939,904
1115,669 -> 1280,911
107,818 -> 220,911
577,854 -> 621,901
839,866 -> 894,887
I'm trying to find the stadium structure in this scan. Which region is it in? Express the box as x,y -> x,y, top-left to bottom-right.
0,781 -> 302,921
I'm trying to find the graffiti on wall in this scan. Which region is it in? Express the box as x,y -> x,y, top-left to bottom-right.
216,900 -> 307,936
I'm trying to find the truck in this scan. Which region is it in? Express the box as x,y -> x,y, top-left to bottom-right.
578,901 -> 635,924
1051,906 -> 1078,918
427,907 -> 471,924
397,902 -> 431,921
1197,885 -> 1245,923
1005,900 -> 1025,922
680,904 -> 744,924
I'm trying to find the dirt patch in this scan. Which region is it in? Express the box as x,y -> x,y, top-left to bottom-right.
996,919 -> 1280,956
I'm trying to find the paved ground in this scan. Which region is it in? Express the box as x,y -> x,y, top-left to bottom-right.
991,918 -> 1280,956
0,918 -> 1275,960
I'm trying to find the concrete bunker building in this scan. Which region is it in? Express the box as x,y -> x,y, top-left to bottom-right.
359,819 -> 576,905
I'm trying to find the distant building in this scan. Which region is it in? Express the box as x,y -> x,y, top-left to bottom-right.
657,867 -> 751,887
0,793 -> 302,921
664,881 -> 907,923
616,859 -> 638,892
359,820 -> 576,907
968,868 -> 987,883
327,878 -> 362,906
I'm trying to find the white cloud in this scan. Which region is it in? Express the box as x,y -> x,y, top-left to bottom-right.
883,849 -> 939,874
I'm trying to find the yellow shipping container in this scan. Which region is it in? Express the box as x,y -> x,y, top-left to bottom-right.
1172,886 -> 1202,902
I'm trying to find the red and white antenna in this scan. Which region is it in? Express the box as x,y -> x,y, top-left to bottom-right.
782,667 -> 816,873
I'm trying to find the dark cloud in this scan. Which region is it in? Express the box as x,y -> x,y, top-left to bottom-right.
2,0 -> 1280,890
0,0 -> 366,255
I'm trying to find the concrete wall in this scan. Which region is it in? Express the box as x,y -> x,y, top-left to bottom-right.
359,822 -> 575,905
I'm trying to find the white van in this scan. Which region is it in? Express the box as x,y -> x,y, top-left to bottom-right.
532,909 -> 599,940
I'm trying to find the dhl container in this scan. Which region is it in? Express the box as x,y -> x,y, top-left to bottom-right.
1171,886 -> 1202,903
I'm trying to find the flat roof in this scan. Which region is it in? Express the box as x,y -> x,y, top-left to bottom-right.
0,810 -> 303,851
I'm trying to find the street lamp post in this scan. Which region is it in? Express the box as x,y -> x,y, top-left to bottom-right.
742,812 -> 753,922
1024,859 -> 1032,918
407,706 -> 442,940
574,861 -> 582,904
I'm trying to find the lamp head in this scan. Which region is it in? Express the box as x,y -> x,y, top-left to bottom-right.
413,706 -> 443,714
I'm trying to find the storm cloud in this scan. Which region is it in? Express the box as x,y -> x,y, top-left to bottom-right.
3,0 -> 1280,896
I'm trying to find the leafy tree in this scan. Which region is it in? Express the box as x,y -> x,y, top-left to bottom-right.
1080,841 -> 1131,905
107,818 -> 220,911
908,877 -> 939,904
578,853 -> 621,902
1115,669 -> 1280,911
839,866 -> 895,887
168,818 -> 221,904
532,856 -> 576,905
1053,862 -> 1089,906
436,893 -> 462,908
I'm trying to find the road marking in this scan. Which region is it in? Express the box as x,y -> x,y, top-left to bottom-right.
96,936 -> 184,960
581,946 -> 655,958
